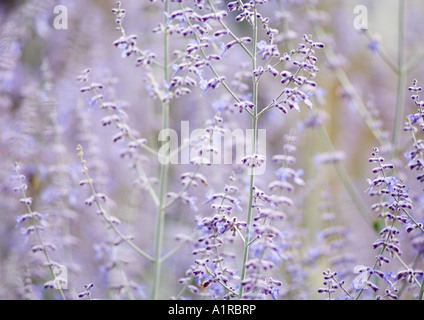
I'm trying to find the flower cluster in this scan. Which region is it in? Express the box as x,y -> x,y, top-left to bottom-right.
76,144 -> 152,299
272,34 -> 323,113
318,269 -> 351,299
112,2 -> 157,66
77,68 -> 153,197
314,187 -> 354,279
78,283 -> 95,300
348,147 -> 423,299
11,162 -> 67,299
405,80 -> 424,189
180,174 -> 244,299
7,0 -> 424,303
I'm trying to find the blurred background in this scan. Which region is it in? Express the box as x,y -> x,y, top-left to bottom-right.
1,0 -> 424,299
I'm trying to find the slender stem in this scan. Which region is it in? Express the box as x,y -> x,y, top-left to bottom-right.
162,165 -> 200,210
405,48 -> 424,73
152,0 -> 170,300
309,13 -> 387,145
162,115 -> 219,210
239,7 -> 259,298
86,84 -> 160,206
206,0 -> 253,60
419,265 -> 424,300
316,124 -> 374,229
354,218 -> 394,300
27,208 -> 67,300
180,2 -> 244,107
257,61 -> 310,117
239,117 -> 257,298
134,163 -> 160,207
397,251 -> 421,297
392,0 -> 406,155
355,151 -> 422,299
15,162 -> 66,300
159,237 -> 190,263
363,29 -> 398,75
77,147 -> 154,262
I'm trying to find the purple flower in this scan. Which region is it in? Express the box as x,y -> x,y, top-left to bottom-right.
15,215 -> 27,229
409,114 -> 419,124
219,41 -> 228,57
368,39 -> 379,55
257,40 -> 279,59
204,191 -> 213,204
195,216 -> 205,230
234,197 -> 242,211
215,221 -> 226,234
384,176 -> 399,193
270,286 -> 279,300
188,196 -> 198,211
303,92 -> 314,108
383,272 -> 397,287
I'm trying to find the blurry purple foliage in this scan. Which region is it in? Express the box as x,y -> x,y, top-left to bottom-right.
0,0 -> 424,301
